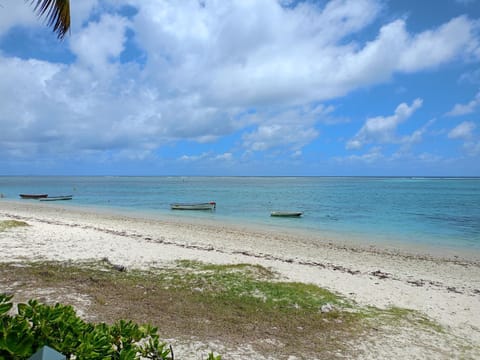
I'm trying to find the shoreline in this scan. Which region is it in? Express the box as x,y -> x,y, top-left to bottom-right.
7,198 -> 480,262
1,200 -> 480,353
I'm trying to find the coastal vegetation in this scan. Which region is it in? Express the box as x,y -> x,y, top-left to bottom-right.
0,259 -> 452,358
0,293 -> 177,359
0,220 -> 28,232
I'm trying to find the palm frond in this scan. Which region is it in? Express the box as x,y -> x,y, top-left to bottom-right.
29,0 -> 71,40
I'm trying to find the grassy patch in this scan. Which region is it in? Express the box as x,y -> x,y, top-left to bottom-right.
0,220 -> 29,232
369,306 -> 445,333
0,260 -> 447,358
172,260 -> 350,312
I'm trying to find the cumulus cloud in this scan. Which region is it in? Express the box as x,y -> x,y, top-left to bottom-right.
128,0 -> 479,107
215,152 -> 233,161
336,146 -> 384,164
70,14 -> 130,74
446,91 -> 480,116
448,121 -> 480,156
396,16 -> 478,72
347,99 -> 423,149
448,121 -> 476,139
241,104 -> 332,153
400,119 -> 435,147
1,0 -> 479,168
0,0 -> 37,36
69,0 -> 101,31
243,124 -> 318,152
0,57 -> 65,144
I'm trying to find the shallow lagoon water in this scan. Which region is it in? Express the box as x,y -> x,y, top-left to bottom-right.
1,176 -> 479,251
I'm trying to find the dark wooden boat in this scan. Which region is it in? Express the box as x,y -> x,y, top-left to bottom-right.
19,194 -> 48,199
270,211 -> 303,217
39,195 -> 73,201
170,201 -> 216,210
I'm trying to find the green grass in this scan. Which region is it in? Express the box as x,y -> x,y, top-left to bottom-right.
0,259 -> 451,358
370,306 -> 445,333
0,220 -> 29,232
171,260 -> 349,312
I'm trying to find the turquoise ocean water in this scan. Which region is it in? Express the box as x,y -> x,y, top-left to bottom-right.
1,176 -> 479,252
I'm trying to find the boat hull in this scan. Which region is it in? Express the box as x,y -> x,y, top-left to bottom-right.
19,194 -> 48,199
170,202 -> 216,210
270,211 -> 303,217
39,195 -> 73,201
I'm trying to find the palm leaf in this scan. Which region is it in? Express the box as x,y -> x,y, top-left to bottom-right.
29,0 -> 71,40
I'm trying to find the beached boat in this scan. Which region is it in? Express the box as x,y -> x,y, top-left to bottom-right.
39,195 -> 73,201
19,194 -> 48,199
270,211 -> 303,217
170,202 -> 216,210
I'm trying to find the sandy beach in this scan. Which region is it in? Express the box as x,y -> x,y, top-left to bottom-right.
1,200 -> 479,359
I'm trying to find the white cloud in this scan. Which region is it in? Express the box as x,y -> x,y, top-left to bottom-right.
416,152 -> 444,163
215,152 -> 233,161
180,153 -> 209,162
397,16 -> 479,72
241,105 -> 331,153
0,0 -> 38,37
448,121 -> 476,139
338,146 -> 384,164
69,0 -> 101,31
0,0 -> 101,38
129,0 -> 479,107
400,119 -> 435,147
1,0 -> 479,168
448,121 -> 480,156
0,57 -> 65,142
180,151 -> 233,162
336,147 -> 449,169
243,124 -> 318,152
446,91 -> 480,116
347,99 -> 423,149
70,14 -> 130,74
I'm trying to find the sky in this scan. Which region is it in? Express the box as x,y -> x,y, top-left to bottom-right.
0,0 -> 479,176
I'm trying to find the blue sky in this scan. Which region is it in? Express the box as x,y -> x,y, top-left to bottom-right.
0,0 -> 479,176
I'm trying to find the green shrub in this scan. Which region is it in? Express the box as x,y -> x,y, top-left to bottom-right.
0,293 -> 220,359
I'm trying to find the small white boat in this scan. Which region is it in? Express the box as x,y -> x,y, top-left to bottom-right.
270,211 -> 303,217
170,202 -> 216,210
40,195 -> 73,201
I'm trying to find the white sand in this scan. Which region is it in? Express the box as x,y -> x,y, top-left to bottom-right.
1,200 -> 479,358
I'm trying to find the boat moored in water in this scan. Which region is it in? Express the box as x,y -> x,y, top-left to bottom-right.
19,194 -> 48,199
170,202 -> 216,210
39,195 -> 73,201
270,211 -> 303,217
